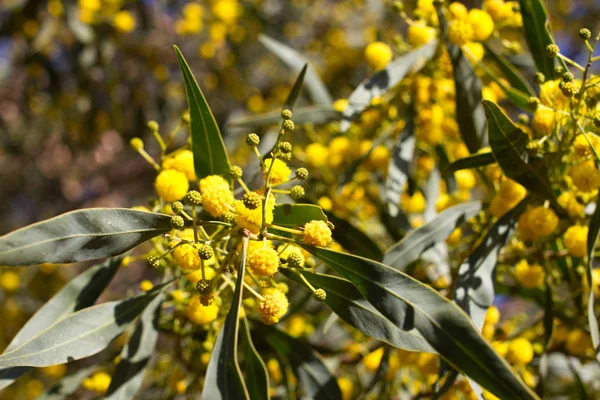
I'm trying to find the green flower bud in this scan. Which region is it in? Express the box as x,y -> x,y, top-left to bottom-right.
171,215 -> 185,230
281,109 -> 293,120
222,211 -> 236,224
280,141 -> 292,153
181,111 -> 190,124
246,133 -> 260,147
230,165 -> 243,179
527,96 -> 540,110
172,201 -> 184,214
130,137 -> 144,151
392,1 -> 403,12
242,191 -> 261,210
546,44 -> 559,58
295,167 -> 308,181
560,81 -> 579,98
145,255 -> 160,269
187,190 -> 202,206
147,120 -> 159,131
282,119 -> 295,132
198,245 -> 214,260
533,72 -> 545,84
562,71 -> 574,82
290,185 -> 305,199
579,28 -> 592,40
287,252 -> 304,268
313,288 -> 327,302
196,278 -> 214,295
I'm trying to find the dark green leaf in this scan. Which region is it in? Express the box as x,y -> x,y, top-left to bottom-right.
0,256 -> 123,389
228,105 -> 340,129
283,269 -> 434,353
383,202 -> 482,271
174,45 -> 232,180
240,317 -> 270,400
483,100 -> 558,207
518,0 -> 555,79
454,197 -> 528,330
104,291 -> 164,399
326,212 -> 383,260
340,40 -> 438,132
273,204 -> 327,228
0,208 -> 171,266
435,146 -> 457,194
543,274 -> 554,349
259,34 -> 333,105
284,64 -> 308,110
438,9 -> 485,153
444,152 -> 495,174
304,247 -> 539,400
258,325 -> 342,400
0,285 -> 167,368
36,366 -> 96,400
484,44 -> 536,97
586,202 -> 600,362
202,238 -> 250,399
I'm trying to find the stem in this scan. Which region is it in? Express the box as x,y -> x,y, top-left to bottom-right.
266,224 -> 303,235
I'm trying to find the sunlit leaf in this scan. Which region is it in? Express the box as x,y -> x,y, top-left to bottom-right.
518,0 -> 556,79
304,246 -> 539,400
0,209 -> 170,266
174,45 -> 232,180
273,204 -> 327,228
383,202 -> 482,271
444,152 -> 495,174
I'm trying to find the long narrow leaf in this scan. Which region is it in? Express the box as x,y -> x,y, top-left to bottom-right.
240,317 -> 270,400
259,34 -> 332,105
326,212 -> 383,261
484,44 -> 536,96
284,64 -> 308,110
383,202 -> 482,271
0,256 -> 123,390
304,246 -> 539,400
518,0 -> 555,79
444,152 -> 495,174
174,45 -> 232,180
0,209 -> 171,266
587,202 -> 600,362
202,237 -> 250,399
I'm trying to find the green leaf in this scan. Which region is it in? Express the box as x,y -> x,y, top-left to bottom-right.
283,269 -> 434,353
383,202 -> 482,271
434,146 -> 456,197
240,317 -> 270,400
174,45 -> 232,180
36,365 -> 96,400
202,238 -> 250,399
586,202 -> 600,362
0,208 -> 171,266
303,246 -> 539,400
483,100 -> 558,207
484,44 -> 536,97
259,34 -> 333,106
444,152 -> 495,174
0,256 -> 123,390
273,204 -> 327,228
258,325 -> 342,400
228,105 -> 340,129
326,212 -> 383,260
284,64 -> 308,110
104,291 -> 164,399
438,9 -> 485,153
518,0 -> 555,79
454,197 -> 528,330
0,285 -> 167,368
340,40 -> 438,132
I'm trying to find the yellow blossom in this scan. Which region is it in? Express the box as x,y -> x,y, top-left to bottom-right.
563,225 -> 588,258
155,169 -> 189,202
364,42 -> 393,70
187,296 -> 219,324
263,158 -> 291,185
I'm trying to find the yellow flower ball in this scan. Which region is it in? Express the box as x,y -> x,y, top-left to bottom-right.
367,145 -> 390,169
498,178 -> 527,202
558,192 -> 584,219
267,358 -> 282,384
455,170 -> 476,191
464,42 -> 485,63
407,22 -> 437,46
247,246 -> 279,276
201,185 -> 234,218
338,377 -> 354,400
263,158 -> 291,185
448,2 -> 468,19
531,108 -> 555,135
514,260 -> 545,289
155,169 -> 189,202
448,19 -> 474,46
162,150 -> 196,181
234,194 -> 275,234
333,99 -> 349,112
570,160 -> 600,192
484,0 -> 509,22
526,206 -> 559,239
258,288 -> 288,325
113,10 -> 136,33
507,338 -> 534,365
364,41 -> 393,70
563,225 -> 588,258
200,174 -> 230,192
41,364 -> 67,379
565,329 -> 593,358
573,134 -> 600,159
485,306 -> 501,325
363,347 -> 384,371
0,271 -> 20,292
139,280 -> 153,291
84,371 -> 112,394
401,191 -> 426,214
187,296 -> 219,324
212,0 -> 241,24
305,143 -> 329,167
489,195 -> 512,218
303,220 -> 333,247
172,232 -> 201,271
467,9 -> 495,41
517,211 -> 536,241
